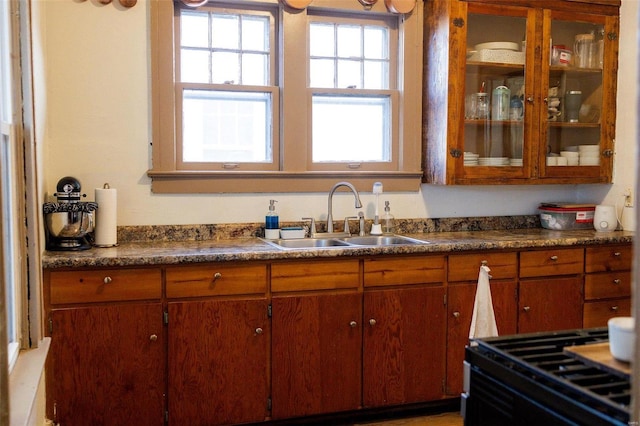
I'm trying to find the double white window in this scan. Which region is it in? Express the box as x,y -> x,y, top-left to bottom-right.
150,0 -> 423,192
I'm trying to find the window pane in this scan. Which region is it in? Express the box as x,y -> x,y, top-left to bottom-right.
310,59 -> 335,88
212,14 -> 239,49
310,23 -> 335,57
337,25 -> 361,58
312,95 -> 390,162
364,26 -> 387,59
242,16 -> 269,51
242,53 -> 268,86
363,60 -> 386,90
337,59 -> 361,88
181,12 -> 209,48
211,51 -> 239,84
181,49 -> 210,83
182,89 -> 272,163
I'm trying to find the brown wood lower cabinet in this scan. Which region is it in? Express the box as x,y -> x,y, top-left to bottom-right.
363,285 -> 446,407
49,303 -> 165,426
167,298 -> 270,426
518,276 -> 583,333
271,292 -> 363,419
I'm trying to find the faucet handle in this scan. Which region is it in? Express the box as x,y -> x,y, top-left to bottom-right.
301,217 -> 316,237
344,216 -> 358,237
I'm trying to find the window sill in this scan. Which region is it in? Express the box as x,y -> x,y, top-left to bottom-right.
9,338 -> 51,426
147,170 -> 424,193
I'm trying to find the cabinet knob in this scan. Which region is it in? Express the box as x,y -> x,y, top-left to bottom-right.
211,272 -> 222,284
613,252 -> 621,257
526,96 -> 534,104
453,312 -> 460,318
149,334 -> 158,341
613,279 -> 621,285
611,306 -> 619,312
255,327 -> 263,335
369,319 -> 377,326
103,276 -> 112,284
549,255 -> 558,261
349,321 -> 358,328
523,306 -> 531,312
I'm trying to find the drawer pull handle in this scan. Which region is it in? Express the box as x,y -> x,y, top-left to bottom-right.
211,272 -> 222,284
523,306 -> 531,312
103,277 -> 112,284
613,279 -> 621,285
349,321 -> 358,328
255,327 -> 263,335
614,252 -> 621,257
453,312 -> 461,318
611,306 -> 619,312
550,255 -> 558,261
369,319 -> 377,326
149,334 -> 158,341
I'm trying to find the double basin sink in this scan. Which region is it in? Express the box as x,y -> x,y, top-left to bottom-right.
263,235 -> 429,249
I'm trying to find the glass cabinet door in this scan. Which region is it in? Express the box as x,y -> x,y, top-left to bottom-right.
463,6 -> 530,178
542,12 -> 607,177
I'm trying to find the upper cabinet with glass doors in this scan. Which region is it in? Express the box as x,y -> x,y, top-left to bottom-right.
423,0 -> 620,185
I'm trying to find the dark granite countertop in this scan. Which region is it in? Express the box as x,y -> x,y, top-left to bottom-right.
42,228 -> 634,269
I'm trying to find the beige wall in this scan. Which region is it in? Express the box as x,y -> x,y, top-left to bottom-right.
32,0 -> 637,228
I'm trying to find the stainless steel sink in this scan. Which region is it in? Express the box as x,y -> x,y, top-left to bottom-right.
263,238 -> 351,249
338,235 -> 427,246
262,234 -> 428,249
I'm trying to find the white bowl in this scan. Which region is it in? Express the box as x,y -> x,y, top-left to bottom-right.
560,151 -> 579,158
608,316 -> 635,362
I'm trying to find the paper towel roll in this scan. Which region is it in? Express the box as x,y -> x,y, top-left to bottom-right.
94,184 -> 117,247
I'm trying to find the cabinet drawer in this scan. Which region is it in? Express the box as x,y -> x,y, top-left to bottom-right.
364,255 -> 445,287
584,271 -> 631,300
519,248 -> 584,278
166,263 -> 267,298
585,245 -> 632,273
271,260 -> 359,292
49,268 -> 162,305
448,252 -> 517,282
583,299 -> 631,328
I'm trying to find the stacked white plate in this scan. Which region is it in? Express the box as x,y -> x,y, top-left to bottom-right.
560,151 -> 580,166
509,158 -> 523,166
464,152 -> 479,166
578,145 -> 600,166
478,157 -> 509,166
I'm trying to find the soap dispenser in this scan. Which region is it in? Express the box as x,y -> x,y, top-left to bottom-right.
265,199 -> 280,239
382,201 -> 395,234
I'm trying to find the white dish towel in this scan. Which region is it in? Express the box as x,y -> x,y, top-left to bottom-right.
469,264 -> 499,339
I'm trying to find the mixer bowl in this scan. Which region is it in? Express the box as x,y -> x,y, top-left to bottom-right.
45,211 -> 93,239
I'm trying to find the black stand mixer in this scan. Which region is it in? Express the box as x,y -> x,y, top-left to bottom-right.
43,177 -> 98,251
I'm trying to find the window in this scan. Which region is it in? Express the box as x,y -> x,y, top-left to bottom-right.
149,0 -> 423,192
0,0 -> 22,372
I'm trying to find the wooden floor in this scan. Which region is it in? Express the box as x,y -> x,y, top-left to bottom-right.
354,412 -> 463,426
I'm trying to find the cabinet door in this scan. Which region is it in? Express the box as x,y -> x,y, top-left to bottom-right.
540,10 -> 618,182
49,303 -> 164,426
446,280 -> 517,396
518,276 -> 583,333
168,298 -> 269,426
271,292 -> 362,419
457,3 -> 536,183
363,286 -> 446,407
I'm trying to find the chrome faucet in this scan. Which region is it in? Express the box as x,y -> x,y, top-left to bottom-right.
326,181 -> 363,233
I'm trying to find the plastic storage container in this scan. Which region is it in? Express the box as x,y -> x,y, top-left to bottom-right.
539,204 -> 595,230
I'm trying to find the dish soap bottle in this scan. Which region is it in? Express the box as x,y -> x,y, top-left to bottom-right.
265,199 -> 280,239
382,201 -> 395,234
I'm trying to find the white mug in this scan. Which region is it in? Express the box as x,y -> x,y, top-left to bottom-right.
593,205 -> 617,232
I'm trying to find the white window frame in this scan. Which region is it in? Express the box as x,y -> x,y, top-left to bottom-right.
149,0 -> 423,193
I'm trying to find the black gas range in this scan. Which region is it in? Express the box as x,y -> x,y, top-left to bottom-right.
462,328 -> 631,426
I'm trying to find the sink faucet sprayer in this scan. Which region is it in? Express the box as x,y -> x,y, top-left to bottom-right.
326,181 -> 362,233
